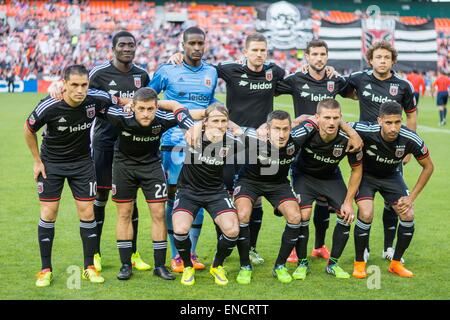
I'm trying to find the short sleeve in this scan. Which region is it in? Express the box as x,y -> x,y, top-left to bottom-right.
291,120 -> 317,147
26,97 -> 57,132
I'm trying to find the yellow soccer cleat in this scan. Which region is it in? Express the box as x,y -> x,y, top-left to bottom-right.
210,266 -> 229,286
93,253 -> 102,272
131,251 -> 151,271
181,266 -> 196,286
36,268 -> 53,287
82,265 -> 105,283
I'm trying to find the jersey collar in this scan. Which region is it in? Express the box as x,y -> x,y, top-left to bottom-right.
182,60 -> 204,72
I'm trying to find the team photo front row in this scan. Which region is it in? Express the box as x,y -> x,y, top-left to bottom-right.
24,66 -> 434,287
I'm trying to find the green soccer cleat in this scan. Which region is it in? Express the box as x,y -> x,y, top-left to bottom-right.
181,266 -> 195,286
210,266 -> 229,286
131,251 -> 151,271
93,253 -> 102,272
236,265 -> 252,285
292,264 -> 310,280
35,268 -> 53,287
82,266 -> 105,283
272,265 -> 292,284
326,263 -> 350,279
249,247 -> 265,265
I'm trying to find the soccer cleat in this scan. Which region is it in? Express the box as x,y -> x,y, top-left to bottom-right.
35,268 -> 53,287
181,266 -> 196,286
236,265 -> 252,285
388,260 -> 414,278
117,264 -> 132,280
153,266 -> 176,280
326,263 -> 350,279
383,247 -> 405,264
287,248 -> 298,263
191,253 -> 206,270
82,265 -> 105,283
292,264 -> 310,280
364,247 -> 370,263
311,245 -> 330,260
272,265 -> 293,284
171,255 -> 184,273
210,266 -> 229,286
93,253 -> 102,272
131,251 -> 151,271
352,261 -> 367,279
249,247 -> 265,265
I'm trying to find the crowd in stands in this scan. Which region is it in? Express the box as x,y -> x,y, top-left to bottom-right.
0,0 -> 449,89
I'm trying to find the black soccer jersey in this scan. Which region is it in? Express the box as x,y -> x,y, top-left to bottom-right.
26,89 -> 113,163
89,61 -> 150,150
106,107 -> 194,165
352,121 -> 429,178
291,120 -> 362,179
238,131 -> 300,184
216,61 -> 285,127
276,72 -> 349,117
345,69 -> 416,122
177,132 -> 241,193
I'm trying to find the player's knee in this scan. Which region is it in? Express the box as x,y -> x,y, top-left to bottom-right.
399,209 -> 414,222
40,205 -> 58,221
151,206 -> 166,222
117,210 -> 132,223
222,225 -> 239,238
237,210 -> 251,224
286,212 -> 302,225
173,223 -> 190,235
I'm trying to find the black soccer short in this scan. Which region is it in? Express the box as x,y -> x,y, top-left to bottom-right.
234,178 -> 298,210
92,148 -> 113,190
173,188 -> 237,220
356,172 -> 409,205
37,159 -> 97,202
112,161 -> 168,203
292,171 -> 347,213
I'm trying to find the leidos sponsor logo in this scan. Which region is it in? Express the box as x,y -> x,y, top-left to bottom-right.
108,90 -> 135,98
376,155 -> 402,165
59,122 -> 92,132
313,153 -> 340,163
300,91 -> 333,101
197,155 -> 224,165
363,92 -> 394,103
239,81 -> 273,90
189,93 -> 210,102
257,155 -> 294,165
132,135 -> 160,142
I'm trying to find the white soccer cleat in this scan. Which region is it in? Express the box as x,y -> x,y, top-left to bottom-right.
382,247 -> 405,264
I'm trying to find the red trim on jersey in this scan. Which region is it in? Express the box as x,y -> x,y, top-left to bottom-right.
355,197 -> 374,203
416,153 -> 430,160
216,209 -> 237,216
97,186 -> 112,190
112,198 -> 134,203
351,162 -> 362,167
74,196 -> 96,201
306,119 -> 319,129
300,205 -> 313,209
39,197 -> 61,202
173,107 -> 188,115
146,198 -> 168,203
278,198 -> 299,206
233,195 -> 256,203
173,209 -> 194,217
405,107 -> 417,114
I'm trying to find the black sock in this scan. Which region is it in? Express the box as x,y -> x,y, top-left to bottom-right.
295,220 -> 310,261
249,206 -> 263,248
132,202 -> 139,253
213,234 -> 238,267
173,233 -> 192,267
444,107 -> 447,120
313,204 -> 330,249
383,206 -> 398,250
117,240 -> 133,265
439,110 -> 444,122
38,219 -> 55,270
214,222 -> 222,241
393,220 -> 415,261
153,240 -> 167,268
237,223 -> 251,266
93,200 -> 106,254
275,222 -> 301,266
329,218 -> 350,265
80,219 -> 98,269
354,218 -> 371,262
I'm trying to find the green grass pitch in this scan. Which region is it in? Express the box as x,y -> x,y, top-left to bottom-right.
0,92 -> 449,299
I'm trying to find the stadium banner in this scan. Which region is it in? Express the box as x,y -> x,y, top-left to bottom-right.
255,1 -> 313,50
394,20 -> 438,72
318,20 -> 362,70
362,16 -> 396,62
38,80 -> 53,93
0,79 -> 37,93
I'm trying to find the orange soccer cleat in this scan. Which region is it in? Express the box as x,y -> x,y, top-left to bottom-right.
389,260 -> 414,278
191,253 -> 206,270
171,255 -> 184,273
287,248 -> 298,263
352,261 -> 368,279
311,245 -> 330,260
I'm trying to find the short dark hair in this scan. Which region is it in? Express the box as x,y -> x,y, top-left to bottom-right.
133,87 -> 158,103
63,65 -> 88,81
317,98 -> 340,114
306,39 -> 328,54
112,31 -> 136,48
366,41 -> 398,65
245,33 -> 267,48
379,101 -> 402,117
183,27 -> 205,42
267,110 -> 291,125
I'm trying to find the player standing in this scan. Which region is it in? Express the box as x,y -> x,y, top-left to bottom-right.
432,70 -> 450,126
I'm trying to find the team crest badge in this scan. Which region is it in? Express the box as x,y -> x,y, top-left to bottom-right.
389,84 -> 398,96
327,81 -> 335,93
233,186 -> 241,197
37,182 -> 44,194
205,76 -> 212,88
333,146 -> 343,157
265,69 -> 273,81
219,146 -> 230,157
111,95 -> 118,105
134,75 -> 142,88
395,146 -> 405,158
421,145 -> 428,155
177,112 -> 186,122
173,199 -> 179,209
86,106 -> 95,118
286,144 -> 295,156
28,114 -> 36,125
356,151 -> 363,161
296,193 -> 301,204
152,126 -> 161,135
112,184 -> 117,196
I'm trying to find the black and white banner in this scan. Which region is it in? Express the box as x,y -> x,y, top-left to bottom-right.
255,1 -> 313,50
